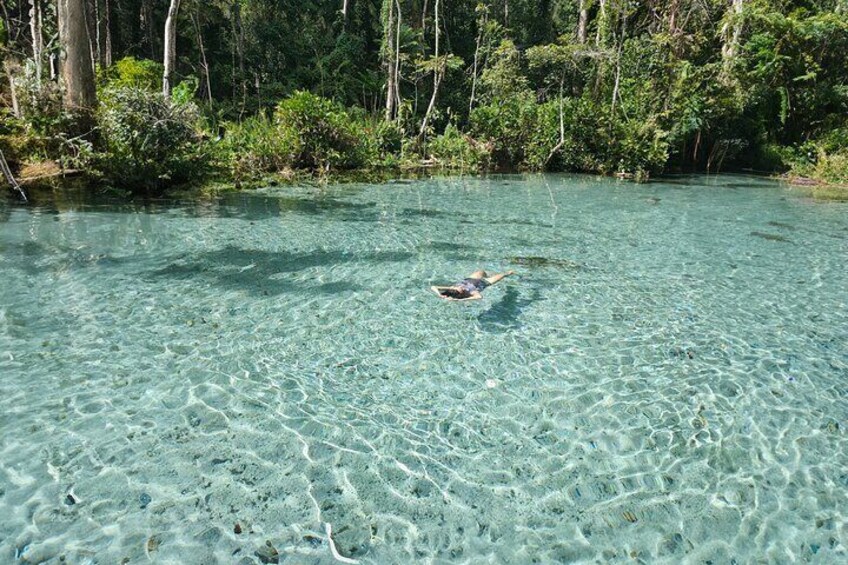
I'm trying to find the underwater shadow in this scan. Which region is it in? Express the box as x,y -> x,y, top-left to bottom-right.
150,245 -> 412,296
477,286 -> 542,333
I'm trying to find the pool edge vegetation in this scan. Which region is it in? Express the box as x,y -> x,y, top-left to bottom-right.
2,1 -> 847,201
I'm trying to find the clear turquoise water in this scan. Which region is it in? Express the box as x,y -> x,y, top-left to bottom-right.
1,174 -> 846,564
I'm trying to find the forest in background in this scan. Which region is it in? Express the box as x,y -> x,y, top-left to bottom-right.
1,0 -> 847,194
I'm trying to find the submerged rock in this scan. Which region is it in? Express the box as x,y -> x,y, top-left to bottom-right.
255,541 -> 279,564
750,231 -> 792,243
767,221 -> 795,230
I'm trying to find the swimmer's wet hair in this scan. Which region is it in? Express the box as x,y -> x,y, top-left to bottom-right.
440,287 -> 470,299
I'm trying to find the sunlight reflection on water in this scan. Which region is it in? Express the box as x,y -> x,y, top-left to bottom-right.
1,174 -> 846,563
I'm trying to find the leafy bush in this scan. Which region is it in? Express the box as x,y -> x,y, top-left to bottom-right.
9,60 -> 69,136
605,116 -> 670,177
98,57 -> 163,91
363,119 -> 403,166
810,151 -> 848,185
97,87 -> 206,191
524,98 -> 599,172
470,94 -> 539,168
274,91 -> 373,171
421,124 -> 491,170
220,114 -> 300,181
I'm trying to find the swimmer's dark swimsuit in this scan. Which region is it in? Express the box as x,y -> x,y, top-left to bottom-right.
460,277 -> 490,293
438,277 -> 490,299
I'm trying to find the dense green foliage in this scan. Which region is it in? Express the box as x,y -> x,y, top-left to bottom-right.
1,0 -> 846,192
97,86 -> 206,191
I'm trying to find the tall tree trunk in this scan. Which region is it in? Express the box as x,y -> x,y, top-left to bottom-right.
611,8 -> 626,116
233,1 -> 246,117
393,0 -> 401,115
577,0 -> 588,44
162,0 -> 180,98
469,3 -> 488,115
92,0 -> 107,68
421,0 -> 428,34
722,0 -> 744,64
418,0 -> 441,140
545,75 -> 566,166
84,0 -> 97,72
140,0 -> 156,60
3,60 -> 21,118
191,10 -> 212,106
595,0 -> 607,46
58,0 -> 97,122
103,0 -> 111,66
383,0 -> 398,121
29,0 -> 43,88
93,0 -> 101,67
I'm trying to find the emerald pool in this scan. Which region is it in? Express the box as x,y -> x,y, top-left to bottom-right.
1,175 -> 846,563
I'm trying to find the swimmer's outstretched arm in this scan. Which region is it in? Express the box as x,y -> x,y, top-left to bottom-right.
484,270 -> 516,285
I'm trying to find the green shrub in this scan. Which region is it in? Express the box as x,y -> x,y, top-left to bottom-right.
99,57 -> 163,91
422,124 -> 491,170
220,114 -> 300,181
523,98 -> 601,172
810,151 -> 848,185
363,119 -> 403,166
274,91 -> 372,171
97,87 -> 206,191
778,128 -> 848,185
605,116 -> 670,177
10,60 -> 69,137
470,94 -> 539,168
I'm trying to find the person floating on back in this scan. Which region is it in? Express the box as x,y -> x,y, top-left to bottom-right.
432,269 -> 516,301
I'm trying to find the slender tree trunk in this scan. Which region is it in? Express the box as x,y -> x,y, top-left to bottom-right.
93,0 -> 106,68
722,0 -> 744,64
596,0 -> 607,46
419,0 -> 440,140
29,0 -> 43,88
393,0 -> 401,114
611,10 -> 626,115
421,0 -> 428,34
58,0 -> 97,121
577,0 -> 588,44
234,1 -> 246,117
93,0 -> 101,67
104,0 -> 111,66
383,0 -> 401,121
84,0 -> 97,73
469,5 -> 488,115
163,0 -> 180,98
3,59 -> 21,118
383,0 -> 395,120
545,76 -> 566,166
141,0 -> 156,60
191,10 -> 212,106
